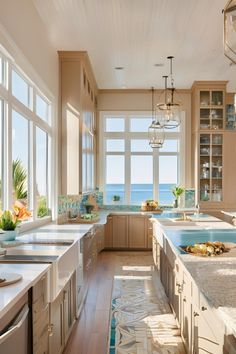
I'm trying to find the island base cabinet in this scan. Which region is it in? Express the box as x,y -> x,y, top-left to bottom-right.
193,312 -> 221,353
152,236 -> 160,269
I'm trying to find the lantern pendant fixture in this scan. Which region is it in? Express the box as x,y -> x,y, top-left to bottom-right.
156,56 -> 181,129
223,0 -> 236,64
148,87 -> 165,148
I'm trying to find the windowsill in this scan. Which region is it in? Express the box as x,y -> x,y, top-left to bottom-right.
18,216 -> 52,234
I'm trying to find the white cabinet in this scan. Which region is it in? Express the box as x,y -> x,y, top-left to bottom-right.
192,294 -> 223,354
152,236 -> 160,269
155,235 -> 228,354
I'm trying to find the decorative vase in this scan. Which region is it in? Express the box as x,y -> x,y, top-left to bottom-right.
173,199 -> 179,208
0,230 -> 17,241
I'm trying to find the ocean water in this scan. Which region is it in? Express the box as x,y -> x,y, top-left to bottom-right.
106,183 -> 175,205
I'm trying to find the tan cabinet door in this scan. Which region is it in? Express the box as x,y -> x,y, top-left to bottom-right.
49,292 -> 64,354
224,132 -> 236,207
112,215 -> 128,248
128,216 -> 147,248
105,216 -> 113,248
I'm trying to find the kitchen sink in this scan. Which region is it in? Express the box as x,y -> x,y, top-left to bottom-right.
0,242 -> 78,301
6,244 -> 69,255
165,229 -> 236,254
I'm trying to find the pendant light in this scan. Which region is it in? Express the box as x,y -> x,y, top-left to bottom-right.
156,57 -> 181,129
223,0 -> 236,64
148,87 -> 165,148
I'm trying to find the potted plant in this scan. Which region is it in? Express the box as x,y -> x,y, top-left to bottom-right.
171,186 -> 185,208
84,202 -> 94,214
112,195 -> 120,203
0,201 -> 31,241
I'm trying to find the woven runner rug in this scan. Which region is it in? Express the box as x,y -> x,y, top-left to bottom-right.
108,253 -> 185,354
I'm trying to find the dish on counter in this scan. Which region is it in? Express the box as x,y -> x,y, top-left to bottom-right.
180,241 -> 232,257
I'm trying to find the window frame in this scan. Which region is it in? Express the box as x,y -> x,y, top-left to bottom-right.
99,111 -> 186,206
0,47 -> 55,230
82,111 -> 95,193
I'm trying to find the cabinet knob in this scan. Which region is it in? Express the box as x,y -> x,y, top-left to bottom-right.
176,283 -> 182,293
48,324 -> 53,336
183,297 -> 186,302
193,311 -> 199,317
201,306 -> 207,311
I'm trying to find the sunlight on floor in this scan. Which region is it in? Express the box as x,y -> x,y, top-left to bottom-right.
122,265 -> 153,271
114,275 -> 152,280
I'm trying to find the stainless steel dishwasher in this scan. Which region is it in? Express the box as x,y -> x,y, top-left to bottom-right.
0,292 -> 30,354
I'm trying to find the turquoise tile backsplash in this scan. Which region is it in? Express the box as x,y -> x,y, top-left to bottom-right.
58,189 -> 196,216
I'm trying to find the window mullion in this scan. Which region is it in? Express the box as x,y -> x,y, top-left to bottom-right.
153,148 -> 158,202
6,67 -> 13,209
30,123 -> 36,220
125,116 -> 130,205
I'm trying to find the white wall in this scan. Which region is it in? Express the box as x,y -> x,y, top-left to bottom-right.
0,0 -> 59,212
0,0 -> 58,96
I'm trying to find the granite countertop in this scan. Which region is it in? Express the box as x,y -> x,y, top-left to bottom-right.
0,263 -> 50,318
154,217 -> 236,337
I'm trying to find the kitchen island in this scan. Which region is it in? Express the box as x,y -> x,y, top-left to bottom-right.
152,216 -> 236,353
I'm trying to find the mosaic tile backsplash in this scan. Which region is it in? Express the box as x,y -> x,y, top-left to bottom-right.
58,190 -> 103,216
58,189 -> 196,217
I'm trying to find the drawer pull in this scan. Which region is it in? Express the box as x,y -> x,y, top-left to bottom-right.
176,283 -> 183,293
201,306 -> 207,311
48,324 -> 53,336
183,297 -> 186,302
194,311 -> 199,317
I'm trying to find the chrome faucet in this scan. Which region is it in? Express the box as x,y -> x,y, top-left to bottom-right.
196,204 -> 200,215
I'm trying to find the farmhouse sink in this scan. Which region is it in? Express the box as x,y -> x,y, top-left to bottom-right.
6,244 -> 69,255
2,242 -> 78,301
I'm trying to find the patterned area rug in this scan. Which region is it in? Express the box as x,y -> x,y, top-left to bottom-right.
109,253 -> 185,354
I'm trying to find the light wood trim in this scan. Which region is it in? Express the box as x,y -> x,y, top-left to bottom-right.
191,81 -> 228,91
99,88 -> 191,94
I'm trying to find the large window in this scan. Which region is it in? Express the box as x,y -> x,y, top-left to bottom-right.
0,100 -> 3,209
12,110 -> 29,205
0,46 -> 53,222
100,112 -> 184,206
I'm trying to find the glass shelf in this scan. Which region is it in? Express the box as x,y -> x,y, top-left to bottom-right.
199,133 -> 223,202
226,104 -> 236,130
199,91 -> 224,130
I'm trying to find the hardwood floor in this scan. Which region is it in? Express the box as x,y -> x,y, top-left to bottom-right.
64,251 -> 115,354
63,251 -> 184,354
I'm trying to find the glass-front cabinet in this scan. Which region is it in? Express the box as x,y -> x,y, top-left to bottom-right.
226,104 -> 236,130
199,133 -> 223,202
199,90 -> 224,130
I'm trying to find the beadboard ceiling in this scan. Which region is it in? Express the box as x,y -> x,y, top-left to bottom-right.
33,0 -> 236,91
